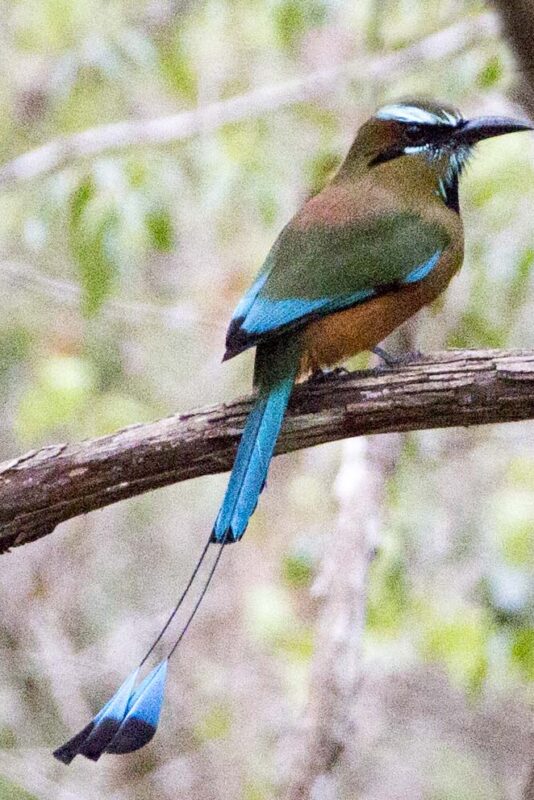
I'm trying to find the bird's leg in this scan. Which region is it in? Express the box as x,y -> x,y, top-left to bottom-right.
372,346 -> 424,368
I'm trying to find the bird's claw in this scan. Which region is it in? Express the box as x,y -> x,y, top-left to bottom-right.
372,347 -> 425,368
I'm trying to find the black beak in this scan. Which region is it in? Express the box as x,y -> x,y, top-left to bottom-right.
455,115 -> 533,146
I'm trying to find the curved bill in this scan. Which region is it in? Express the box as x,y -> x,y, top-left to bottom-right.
455,115 -> 533,145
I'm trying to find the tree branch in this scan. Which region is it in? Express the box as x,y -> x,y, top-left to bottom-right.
283,435 -> 398,798
0,259 -> 222,333
1,348 -> 533,554
0,14 -> 499,189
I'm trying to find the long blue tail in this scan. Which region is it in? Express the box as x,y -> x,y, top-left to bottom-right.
54,335 -> 301,765
212,335 -> 301,543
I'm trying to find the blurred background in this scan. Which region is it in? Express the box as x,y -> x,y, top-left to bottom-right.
0,1 -> 533,798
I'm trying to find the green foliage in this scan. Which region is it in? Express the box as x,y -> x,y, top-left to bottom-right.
273,626 -> 314,660
246,583 -> 312,661
69,176 -> 118,316
477,55 -> 504,89
195,704 -> 232,742
281,551 -> 313,588
157,32 -> 198,100
307,150 -> 340,196
0,777 -> 37,800
85,391 -> 152,435
0,727 -> 17,750
0,328 -> 33,380
447,309 -> 506,349
500,520 -> 534,568
15,355 -> 95,442
274,0 -> 327,50
424,744 -> 500,800
367,552 -> 408,636
243,781 -> 271,800
510,628 -> 534,680
246,584 -> 294,645
420,610 -> 490,694
506,247 -> 534,314
146,207 -> 174,252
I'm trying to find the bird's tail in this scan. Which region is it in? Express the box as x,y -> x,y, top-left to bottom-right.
53,334 -> 301,764
211,334 -> 301,543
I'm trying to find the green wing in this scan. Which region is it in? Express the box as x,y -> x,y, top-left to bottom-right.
225,210 -> 450,357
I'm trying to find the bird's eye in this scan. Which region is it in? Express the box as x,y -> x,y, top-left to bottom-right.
404,123 -> 423,140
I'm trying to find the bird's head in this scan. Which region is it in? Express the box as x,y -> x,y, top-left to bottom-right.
338,99 -> 533,211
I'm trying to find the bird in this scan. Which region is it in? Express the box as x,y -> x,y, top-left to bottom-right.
53,99 -> 532,763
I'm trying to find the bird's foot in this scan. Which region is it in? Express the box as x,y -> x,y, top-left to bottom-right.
307,366 -> 349,383
372,347 -> 425,368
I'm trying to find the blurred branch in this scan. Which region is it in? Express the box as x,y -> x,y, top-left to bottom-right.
0,259 -> 223,332
0,14 -> 499,189
491,0 -> 534,117
283,435 -> 399,799
1,348 -> 533,553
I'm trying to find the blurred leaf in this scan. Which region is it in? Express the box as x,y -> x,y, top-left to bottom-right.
244,781 -> 271,800
367,555 -> 408,635
158,35 -> 197,100
258,194 -> 278,226
69,177 -> 118,316
146,208 -> 174,252
421,611 -> 490,694
307,151 -> 339,195
0,777 -> 37,800
82,334 -> 126,392
273,627 -> 313,661
0,726 -> 17,749
274,0 -> 327,49
510,628 -> 534,680
70,175 -> 93,228
194,703 -> 232,742
15,355 -> 95,441
221,122 -> 263,166
501,522 -> 534,568
0,327 -> 33,378
507,456 -> 534,490
281,551 -> 313,588
13,0 -> 85,52
477,55 -> 504,89
125,159 -> 148,189
447,309 -> 506,349
494,486 -> 534,567
507,247 -> 534,314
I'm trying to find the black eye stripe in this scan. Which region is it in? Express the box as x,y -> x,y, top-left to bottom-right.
403,122 -> 434,139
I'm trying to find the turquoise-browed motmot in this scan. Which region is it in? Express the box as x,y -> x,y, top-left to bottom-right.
54,100 -> 532,763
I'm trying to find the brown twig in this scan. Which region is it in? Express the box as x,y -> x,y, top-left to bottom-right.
0,348 -> 533,554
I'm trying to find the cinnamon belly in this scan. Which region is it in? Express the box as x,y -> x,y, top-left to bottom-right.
299,253 -> 460,375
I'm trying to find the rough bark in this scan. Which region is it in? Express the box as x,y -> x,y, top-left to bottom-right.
1,348 -> 533,553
